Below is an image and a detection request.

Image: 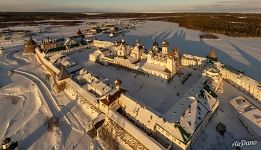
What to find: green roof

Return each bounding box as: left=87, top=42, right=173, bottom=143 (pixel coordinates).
left=47, top=46, right=66, bottom=53
left=204, top=84, right=218, bottom=98
left=174, top=124, right=191, bottom=143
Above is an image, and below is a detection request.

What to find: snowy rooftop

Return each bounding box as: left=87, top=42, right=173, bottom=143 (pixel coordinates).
left=142, top=62, right=169, bottom=75
left=49, top=54, right=76, bottom=68
left=163, top=77, right=216, bottom=135
left=74, top=69, right=112, bottom=97
left=229, top=96, right=261, bottom=137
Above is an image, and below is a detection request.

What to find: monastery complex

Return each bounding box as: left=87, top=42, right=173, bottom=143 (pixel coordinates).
left=22, top=30, right=261, bottom=150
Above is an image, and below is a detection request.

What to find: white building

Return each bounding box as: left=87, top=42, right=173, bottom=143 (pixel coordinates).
left=0, top=47, right=4, bottom=55
left=40, top=37, right=65, bottom=51
left=129, top=38, right=144, bottom=61
left=229, top=96, right=261, bottom=140
left=145, top=41, right=179, bottom=80
left=181, top=54, right=207, bottom=69
left=218, top=63, right=261, bottom=102
left=64, top=36, right=84, bottom=49
left=91, top=40, right=114, bottom=48
left=89, top=39, right=179, bottom=81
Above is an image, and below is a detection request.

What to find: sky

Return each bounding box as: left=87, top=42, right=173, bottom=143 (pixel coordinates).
left=0, top=0, right=261, bottom=13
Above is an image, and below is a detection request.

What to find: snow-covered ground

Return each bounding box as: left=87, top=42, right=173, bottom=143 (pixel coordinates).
left=0, top=46, right=102, bottom=149
left=193, top=81, right=261, bottom=150
left=1, top=19, right=261, bottom=150
left=0, top=71, right=56, bottom=150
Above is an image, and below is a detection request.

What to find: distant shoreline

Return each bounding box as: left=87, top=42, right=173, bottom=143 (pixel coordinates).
left=0, top=12, right=261, bottom=37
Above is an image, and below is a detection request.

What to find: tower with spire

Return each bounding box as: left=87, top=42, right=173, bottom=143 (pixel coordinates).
left=206, top=48, right=218, bottom=61
left=117, top=37, right=128, bottom=57
left=23, top=34, right=37, bottom=54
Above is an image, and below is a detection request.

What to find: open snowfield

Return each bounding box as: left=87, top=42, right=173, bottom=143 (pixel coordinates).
left=0, top=71, right=56, bottom=150
left=0, top=46, right=102, bottom=149
left=193, top=81, right=261, bottom=150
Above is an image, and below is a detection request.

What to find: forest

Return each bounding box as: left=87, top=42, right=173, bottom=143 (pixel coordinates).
left=150, top=14, right=261, bottom=37
left=1, top=12, right=261, bottom=37
left=89, top=13, right=261, bottom=37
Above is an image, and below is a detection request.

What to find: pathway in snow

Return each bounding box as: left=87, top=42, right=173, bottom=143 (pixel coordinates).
left=2, top=46, right=97, bottom=149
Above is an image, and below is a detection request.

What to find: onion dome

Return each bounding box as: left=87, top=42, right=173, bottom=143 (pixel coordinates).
left=136, top=37, right=141, bottom=43
left=2, top=137, right=11, bottom=145
left=162, top=40, right=169, bottom=47
left=120, top=37, right=126, bottom=45
left=153, top=40, right=158, bottom=47
left=207, top=48, right=218, bottom=61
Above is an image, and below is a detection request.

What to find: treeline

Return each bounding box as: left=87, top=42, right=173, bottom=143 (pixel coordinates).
left=150, top=14, right=261, bottom=37
left=1, top=12, right=261, bottom=37
left=90, top=13, right=261, bottom=37
left=0, top=12, right=87, bottom=22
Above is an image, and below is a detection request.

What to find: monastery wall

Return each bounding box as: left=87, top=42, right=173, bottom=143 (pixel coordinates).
left=35, top=48, right=60, bottom=75
left=45, top=45, right=87, bottom=57
left=108, top=110, right=166, bottom=150
left=216, top=63, right=261, bottom=102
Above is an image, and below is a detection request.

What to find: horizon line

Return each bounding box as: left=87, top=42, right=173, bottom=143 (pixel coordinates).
left=0, top=11, right=261, bottom=14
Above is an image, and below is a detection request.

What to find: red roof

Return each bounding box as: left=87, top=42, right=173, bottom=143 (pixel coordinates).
left=100, top=88, right=126, bottom=106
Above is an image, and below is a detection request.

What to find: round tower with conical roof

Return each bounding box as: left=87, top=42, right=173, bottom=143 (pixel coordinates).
left=76, top=29, right=84, bottom=38
left=24, top=35, right=37, bottom=54
left=207, top=48, right=218, bottom=61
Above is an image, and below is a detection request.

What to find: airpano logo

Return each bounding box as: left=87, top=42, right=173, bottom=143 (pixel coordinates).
left=232, top=140, right=257, bottom=148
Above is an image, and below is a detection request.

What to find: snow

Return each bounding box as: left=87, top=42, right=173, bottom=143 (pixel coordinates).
left=0, top=73, right=56, bottom=150
left=95, top=21, right=261, bottom=82
left=0, top=45, right=103, bottom=150
left=69, top=49, right=203, bottom=114
left=192, top=81, right=261, bottom=150
left=2, top=19, right=260, bottom=81
left=1, top=18, right=260, bottom=150
left=229, top=96, right=261, bottom=138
